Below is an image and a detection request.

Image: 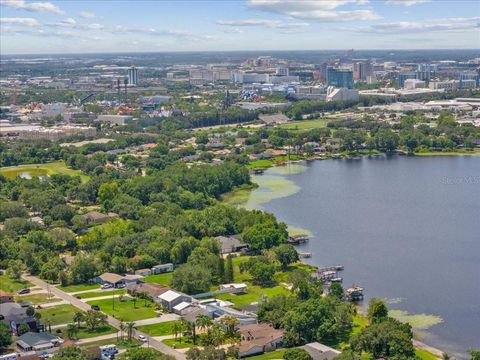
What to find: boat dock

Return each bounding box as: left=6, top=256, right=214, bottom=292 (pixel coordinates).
left=345, top=286, right=364, bottom=301
left=317, top=265, right=344, bottom=273
left=287, top=234, right=309, bottom=245
left=298, top=252, right=312, bottom=258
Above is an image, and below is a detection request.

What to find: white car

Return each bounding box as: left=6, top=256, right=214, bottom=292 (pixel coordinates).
left=138, top=335, right=148, bottom=342
left=101, top=284, right=112, bottom=289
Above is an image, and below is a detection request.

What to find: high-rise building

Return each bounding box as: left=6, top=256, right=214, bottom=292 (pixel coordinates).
left=353, top=61, right=373, bottom=81
left=397, top=73, right=416, bottom=88
left=326, top=68, right=353, bottom=89
left=459, top=73, right=480, bottom=88
left=128, top=66, right=138, bottom=86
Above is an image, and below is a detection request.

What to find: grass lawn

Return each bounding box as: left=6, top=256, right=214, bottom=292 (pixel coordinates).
left=143, top=272, right=173, bottom=286
left=415, top=349, right=440, bottom=360
left=16, top=293, right=60, bottom=304
left=247, top=349, right=286, bottom=360
left=247, top=155, right=305, bottom=170
left=58, top=283, right=100, bottom=293
left=39, top=304, right=79, bottom=326
left=137, top=321, right=176, bottom=337
left=415, top=149, right=480, bottom=156
left=56, top=324, right=117, bottom=340
left=76, top=289, right=126, bottom=299
left=162, top=337, right=195, bottom=349
left=79, top=338, right=142, bottom=350
left=0, top=161, right=89, bottom=182
left=87, top=297, right=158, bottom=322
left=0, top=275, right=32, bottom=293
left=279, top=119, right=327, bottom=130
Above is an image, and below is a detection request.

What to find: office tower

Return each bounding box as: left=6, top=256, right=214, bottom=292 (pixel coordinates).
left=398, top=73, right=416, bottom=88
left=353, top=61, right=373, bottom=81
left=326, top=67, right=354, bottom=89
left=128, top=66, right=138, bottom=86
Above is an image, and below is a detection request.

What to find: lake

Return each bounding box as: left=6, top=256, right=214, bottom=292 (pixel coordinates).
left=232, top=155, right=480, bottom=358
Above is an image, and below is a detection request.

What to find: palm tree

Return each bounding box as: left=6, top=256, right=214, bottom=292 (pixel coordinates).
left=219, top=315, right=239, bottom=338
left=171, top=321, right=182, bottom=341
left=126, top=322, right=135, bottom=341
left=73, top=311, right=84, bottom=329
left=119, top=321, right=126, bottom=341
left=66, top=323, right=78, bottom=339
left=196, top=315, right=213, bottom=333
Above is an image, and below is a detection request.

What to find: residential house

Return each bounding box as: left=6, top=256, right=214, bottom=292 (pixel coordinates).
left=0, top=291, right=14, bottom=304
left=302, top=342, right=341, bottom=360
left=134, top=268, right=152, bottom=277
left=238, top=323, right=284, bottom=358
left=92, top=273, right=143, bottom=288
left=82, top=211, right=119, bottom=225
left=172, top=301, right=195, bottom=316
left=219, top=283, right=248, bottom=294
left=151, top=263, right=174, bottom=274
left=0, top=302, right=37, bottom=334
left=157, top=290, right=192, bottom=312
left=126, top=283, right=171, bottom=300
left=215, top=235, right=249, bottom=255
left=16, top=332, right=62, bottom=353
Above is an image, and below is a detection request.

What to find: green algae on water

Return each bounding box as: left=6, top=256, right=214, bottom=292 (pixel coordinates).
left=389, top=310, right=444, bottom=330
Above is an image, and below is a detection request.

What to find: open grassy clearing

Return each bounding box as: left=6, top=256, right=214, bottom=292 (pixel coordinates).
left=162, top=337, right=194, bottom=349
left=0, top=161, right=89, bottom=182
left=75, top=289, right=126, bottom=299
left=143, top=272, right=173, bottom=286
left=57, top=283, right=100, bottom=293
left=136, top=321, right=176, bottom=337
left=86, top=297, right=158, bottom=322
left=0, top=275, right=32, bottom=293
left=16, top=293, right=60, bottom=304
left=278, top=119, right=327, bottom=130
left=56, top=324, right=117, bottom=340
left=246, top=350, right=286, bottom=360
left=39, top=304, right=79, bottom=326
left=415, top=148, right=480, bottom=156
left=247, top=155, right=305, bottom=170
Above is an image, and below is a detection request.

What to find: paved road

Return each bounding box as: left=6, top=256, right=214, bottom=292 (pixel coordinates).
left=22, top=275, right=186, bottom=360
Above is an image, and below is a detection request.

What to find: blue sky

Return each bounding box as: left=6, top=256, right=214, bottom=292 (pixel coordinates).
left=1, top=0, right=479, bottom=54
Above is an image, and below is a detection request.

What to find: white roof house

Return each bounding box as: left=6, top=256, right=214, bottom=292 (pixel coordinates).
left=173, top=301, right=192, bottom=313
left=158, top=290, right=182, bottom=302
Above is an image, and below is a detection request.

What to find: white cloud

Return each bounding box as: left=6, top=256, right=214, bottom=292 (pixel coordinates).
left=1, top=0, right=64, bottom=14
left=385, top=0, right=431, bottom=6
left=80, top=23, right=104, bottom=30
left=0, top=17, right=39, bottom=26
left=79, top=11, right=96, bottom=19
left=247, top=0, right=379, bottom=21
left=349, top=17, right=480, bottom=33
left=216, top=19, right=309, bottom=29
left=111, top=25, right=212, bottom=41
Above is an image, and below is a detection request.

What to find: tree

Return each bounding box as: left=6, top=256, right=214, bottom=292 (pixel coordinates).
left=274, top=244, right=299, bottom=270
left=329, top=282, right=344, bottom=301
left=6, top=259, right=25, bottom=280
left=66, top=323, right=79, bottom=339
left=26, top=306, right=35, bottom=317
left=470, top=350, right=480, bottom=360
left=17, top=323, right=30, bottom=336
left=84, top=310, right=107, bottom=331
left=284, top=348, right=312, bottom=360
left=367, top=298, right=388, bottom=324
left=224, top=255, right=234, bottom=283
left=172, top=264, right=212, bottom=294
left=249, top=262, right=276, bottom=286
left=196, top=315, right=213, bottom=333
left=51, top=346, right=94, bottom=360
left=119, top=348, right=175, bottom=360
left=73, top=311, right=84, bottom=328
left=186, top=346, right=227, bottom=360
left=241, top=222, right=287, bottom=252
left=172, top=320, right=182, bottom=341
left=0, top=323, right=12, bottom=349
left=126, top=321, right=135, bottom=341
left=218, top=315, right=239, bottom=338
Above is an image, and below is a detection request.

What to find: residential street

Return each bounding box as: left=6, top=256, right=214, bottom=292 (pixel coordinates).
left=22, top=274, right=187, bottom=360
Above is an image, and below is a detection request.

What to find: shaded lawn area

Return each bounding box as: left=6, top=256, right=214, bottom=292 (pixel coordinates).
left=137, top=321, right=176, bottom=337
left=247, top=349, right=286, bottom=360
left=57, top=283, right=100, bottom=293
left=39, top=304, right=79, bottom=326
left=86, top=297, right=158, bottom=322
left=0, top=275, right=32, bottom=293
left=79, top=338, right=142, bottom=350
left=16, top=293, right=60, bottom=304
left=57, top=325, right=117, bottom=340
left=143, top=272, right=173, bottom=286
left=278, top=119, right=327, bottom=130
left=0, top=161, right=89, bottom=183
left=76, top=289, right=126, bottom=299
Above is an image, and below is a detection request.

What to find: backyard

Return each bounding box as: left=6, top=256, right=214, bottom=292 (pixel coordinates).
left=39, top=304, right=79, bottom=326
left=143, top=272, right=173, bottom=286
left=136, top=321, right=176, bottom=337
left=56, top=324, right=117, bottom=340
left=86, top=297, right=158, bottom=322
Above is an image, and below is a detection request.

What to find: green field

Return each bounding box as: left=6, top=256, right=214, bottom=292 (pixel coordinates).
left=0, top=161, right=89, bottom=182
left=0, top=275, right=32, bottom=293
left=278, top=119, right=327, bottom=130
left=58, top=283, right=100, bottom=293
left=87, top=297, right=158, bottom=321
left=16, top=293, right=60, bottom=304
left=143, top=272, right=173, bottom=286
left=76, top=289, right=126, bottom=299
left=137, top=321, right=176, bottom=337
left=247, top=155, right=305, bottom=170
left=415, top=349, right=440, bottom=360
left=39, top=304, right=79, bottom=325
left=246, top=350, right=286, bottom=360
left=57, top=324, right=117, bottom=340
left=415, top=149, right=480, bottom=156
left=162, top=337, right=194, bottom=349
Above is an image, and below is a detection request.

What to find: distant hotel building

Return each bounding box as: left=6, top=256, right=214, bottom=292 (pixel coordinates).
left=128, top=66, right=138, bottom=86
left=326, top=68, right=353, bottom=89
left=353, top=60, right=373, bottom=81
left=397, top=73, right=416, bottom=88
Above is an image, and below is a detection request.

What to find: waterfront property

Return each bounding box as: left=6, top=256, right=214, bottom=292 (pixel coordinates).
left=238, top=323, right=284, bottom=358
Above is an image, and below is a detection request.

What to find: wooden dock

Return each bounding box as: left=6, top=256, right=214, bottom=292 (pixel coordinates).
left=287, top=234, right=309, bottom=245
left=345, top=286, right=364, bottom=301
left=317, top=265, right=344, bottom=273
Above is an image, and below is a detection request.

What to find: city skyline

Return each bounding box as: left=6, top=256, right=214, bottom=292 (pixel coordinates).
left=0, top=0, right=479, bottom=55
